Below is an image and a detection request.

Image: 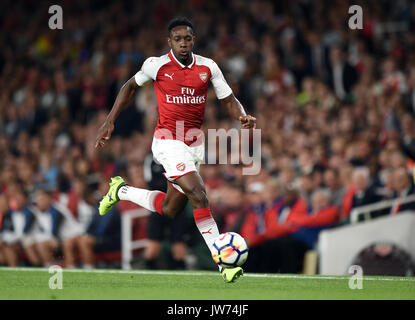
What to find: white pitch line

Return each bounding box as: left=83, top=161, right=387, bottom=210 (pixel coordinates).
left=0, top=267, right=414, bottom=282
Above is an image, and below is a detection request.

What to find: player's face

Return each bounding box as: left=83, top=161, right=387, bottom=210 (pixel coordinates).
left=168, top=26, right=195, bottom=64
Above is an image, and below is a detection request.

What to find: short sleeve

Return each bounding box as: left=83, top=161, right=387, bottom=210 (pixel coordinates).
left=134, top=57, right=156, bottom=86
left=210, top=60, right=233, bottom=100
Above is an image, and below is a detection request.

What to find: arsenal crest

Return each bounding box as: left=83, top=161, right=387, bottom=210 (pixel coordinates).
left=199, top=72, right=208, bottom=83
left=176, top=162, right=186, bottom=171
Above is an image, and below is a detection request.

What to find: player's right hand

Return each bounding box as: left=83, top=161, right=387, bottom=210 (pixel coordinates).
left=95, top=121, right=114, bottom=148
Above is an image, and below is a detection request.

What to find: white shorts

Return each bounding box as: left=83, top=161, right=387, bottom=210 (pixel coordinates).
left=151, top=137, right=205, bottom=193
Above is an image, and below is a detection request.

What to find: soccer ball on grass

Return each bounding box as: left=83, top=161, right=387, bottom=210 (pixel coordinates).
left=212, top=232, right=248, bottom=268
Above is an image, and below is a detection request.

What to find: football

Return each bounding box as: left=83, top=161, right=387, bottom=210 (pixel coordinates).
left=212, top=232, right=249, bottom=268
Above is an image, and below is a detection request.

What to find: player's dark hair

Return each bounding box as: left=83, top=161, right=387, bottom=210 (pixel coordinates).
left=168, top=17, right=194, bottom=36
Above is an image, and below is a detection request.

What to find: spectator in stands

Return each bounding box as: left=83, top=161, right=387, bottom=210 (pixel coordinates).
left=389, top=167, right=415, bottom=214
left=38, top=152, right=59, bottom=190
left=298, top=173, right=314, bottom=207
left=349, top=140, right=373, bottom=167
left=289, top=188, right=339, bottom=249
left=327, top=46, right=359, bottom=101
left=260, top=188, right=308, bottom=273
left=32, top=189, right=83, bottom=267
left=399, top=113, right=415, bottom=160
left=377, top=168, right=396, bottom=201
left=265, top=188, right=305, bottom=241
left=71, top=179, right=96, bottom=234
left=16, top=159, right=38, bottom=201
left=303, top=30, right=328, bottom=81
left=323, top=168, right=346, bottom=207
left=0, top=195, right=10, bottom=265
left=239, top=182, right=268, bottom=248
left=54, top=173, right=80, bottom=219
left=278, top=167, right=296, bottom=188
left=341, top=167, right=383, bottom=223
left=262, top=177, right=282, bottom=211
left=52, top=175, right=97, bottom=268
left=381, top=57, right=407, bottom=94
left=390, top=151, right=407, bottom=170
left=0, top=189, right=42, bottom=266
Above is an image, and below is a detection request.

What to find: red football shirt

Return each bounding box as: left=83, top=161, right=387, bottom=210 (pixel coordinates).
left=134, top=50, right=233, bottom=145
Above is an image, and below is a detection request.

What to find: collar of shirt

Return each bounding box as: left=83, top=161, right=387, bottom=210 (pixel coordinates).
left=168, top=50, right=195, bottom=69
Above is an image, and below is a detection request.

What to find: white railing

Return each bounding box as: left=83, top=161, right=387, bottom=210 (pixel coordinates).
left=121, top=208, right=150, bottom=269
left=350, top=194, right=415, bottom=224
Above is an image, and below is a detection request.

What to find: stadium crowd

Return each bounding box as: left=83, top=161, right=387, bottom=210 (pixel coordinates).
left=1, top=0, right=415, bottom=272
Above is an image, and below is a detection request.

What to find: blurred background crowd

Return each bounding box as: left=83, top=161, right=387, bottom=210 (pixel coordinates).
left=1, top=0, right=415, bottom=273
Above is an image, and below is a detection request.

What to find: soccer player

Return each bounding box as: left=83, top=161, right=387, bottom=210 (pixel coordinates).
left=95, top=17, right=256, bottom=282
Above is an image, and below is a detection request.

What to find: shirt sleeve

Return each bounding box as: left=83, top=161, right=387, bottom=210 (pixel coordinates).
left=134, top=57, right=156, bottom=86
left=210, top=60, right=233, bottom=100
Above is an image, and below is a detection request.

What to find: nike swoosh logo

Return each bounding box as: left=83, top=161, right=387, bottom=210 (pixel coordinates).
left=108, top=193, right=113, bottom=202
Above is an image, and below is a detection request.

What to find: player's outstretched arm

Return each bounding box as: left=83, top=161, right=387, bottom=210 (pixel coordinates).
left=95, top=77, right=139, bottom=148
left=219, top=94, right=256, bottom=129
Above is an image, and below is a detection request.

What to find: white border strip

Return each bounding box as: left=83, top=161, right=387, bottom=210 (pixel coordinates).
left=1, top=267, right=414, bottom=282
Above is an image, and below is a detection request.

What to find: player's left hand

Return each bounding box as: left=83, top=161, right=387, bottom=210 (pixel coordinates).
left=239, top=115, right=256, bottom=129
left=95, top=120, right=115, bottom=148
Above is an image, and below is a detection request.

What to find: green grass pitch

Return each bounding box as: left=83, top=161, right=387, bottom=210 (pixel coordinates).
left=0, top=267, right=414, bottom=300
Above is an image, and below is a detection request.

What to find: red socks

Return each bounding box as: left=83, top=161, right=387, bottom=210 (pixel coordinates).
left=153, top=192, right=166, bottom=215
